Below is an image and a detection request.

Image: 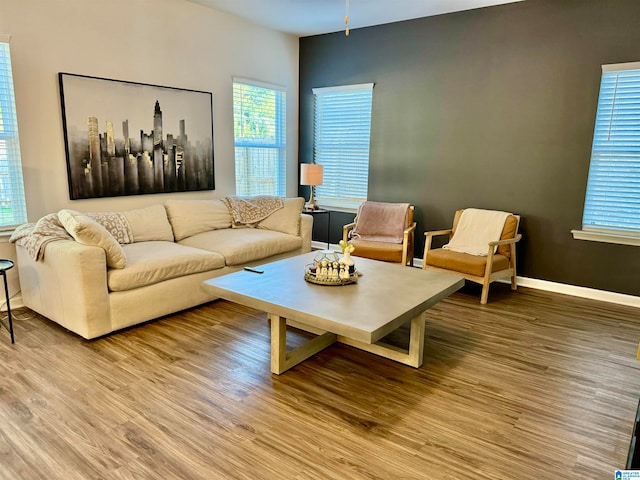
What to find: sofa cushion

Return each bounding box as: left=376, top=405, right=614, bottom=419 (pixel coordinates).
left=122, top=204, right=175, bottom=243
left=258, top=197, right=305, bottom=236
left=58, top=209, right=127, bottom=269
left=178, top=228, right=302, bottom=266
left=107, top=241, right=225, bottom=292
left=165, top=199, right=232, bottom=241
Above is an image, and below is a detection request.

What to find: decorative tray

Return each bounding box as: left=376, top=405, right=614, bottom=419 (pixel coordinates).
left=304, top=264, right=358, bottom=286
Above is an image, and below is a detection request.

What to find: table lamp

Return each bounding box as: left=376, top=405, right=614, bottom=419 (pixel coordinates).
left=300, top=163, right=323, bottom=211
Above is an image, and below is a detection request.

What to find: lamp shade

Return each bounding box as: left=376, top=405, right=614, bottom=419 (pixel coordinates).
left=300, top=163, right=324, bottom=186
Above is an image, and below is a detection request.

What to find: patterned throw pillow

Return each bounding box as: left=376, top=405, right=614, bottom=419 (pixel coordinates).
left=86, top=211, right=133, bottom=244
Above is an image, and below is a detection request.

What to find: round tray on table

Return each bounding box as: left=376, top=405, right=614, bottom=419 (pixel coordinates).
left=304, top=265, right=358, bottom=286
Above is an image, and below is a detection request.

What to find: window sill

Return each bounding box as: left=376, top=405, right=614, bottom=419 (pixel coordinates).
left=0, top=231, right=15, bottom=243
left=571, top=229, right=640, bottom=247
left=319, top=205, right=358, bottom=214
left=315, top=200, right=360, bottom=214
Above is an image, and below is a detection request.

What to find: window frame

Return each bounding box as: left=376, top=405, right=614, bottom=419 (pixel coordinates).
left=232, top=77, right=286, bottom=197
left=0, top=34, right=27, bottom=231
left=312, top=83, right=374, bottom=211
left=572, top=61, right=640, bottom=246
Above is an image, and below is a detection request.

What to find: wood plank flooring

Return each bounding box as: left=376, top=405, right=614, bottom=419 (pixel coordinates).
left=0, top=282, right=639, bottom=479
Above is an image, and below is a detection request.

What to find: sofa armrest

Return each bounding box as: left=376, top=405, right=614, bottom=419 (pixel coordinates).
left=300, top=214, right=313, bottom=253
left=16, top=240, right=112, bottom=339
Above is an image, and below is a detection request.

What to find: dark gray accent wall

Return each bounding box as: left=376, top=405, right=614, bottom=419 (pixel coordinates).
left=299, top=0, right=640, bottom=296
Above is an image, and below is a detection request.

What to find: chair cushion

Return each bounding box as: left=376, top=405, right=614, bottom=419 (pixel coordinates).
left=178, top=228, right=302, bottom=266
left=497, top=216, right=518, bottom=258
left=108, top=241, right=225, bottom=292
left=426, top=248, right=510, bottom=277
left=349, top=239, right=404, bottom=263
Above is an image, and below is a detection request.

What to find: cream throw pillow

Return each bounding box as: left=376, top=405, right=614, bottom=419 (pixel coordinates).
left=258, top=197, right=304, bottom=236
left=58, top=209, right=127, bottom=269
left=122, top=204, right=174, bottom=242
left=164, top=199, right=232, bottom=241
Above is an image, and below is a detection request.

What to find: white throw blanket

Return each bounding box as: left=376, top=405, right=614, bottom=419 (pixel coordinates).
left=443, top=208, right=511, bottom=256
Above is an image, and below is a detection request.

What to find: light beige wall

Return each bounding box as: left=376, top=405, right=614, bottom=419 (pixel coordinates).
left=0, top=0, right=299, bottom=307
left=0, top=237, right=18, bottom=311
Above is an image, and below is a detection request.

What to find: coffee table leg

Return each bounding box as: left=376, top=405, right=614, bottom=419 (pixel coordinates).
left=270, top=313, right=337, bottom=374
left=407, top=312, right=426, bottom=367
left=338, top=312, right=426, bottom=368
left=270, top=314, right=287, bottom=374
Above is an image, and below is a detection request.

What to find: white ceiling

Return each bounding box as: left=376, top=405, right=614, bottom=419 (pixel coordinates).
left=184, top=0, right=525, bottom=37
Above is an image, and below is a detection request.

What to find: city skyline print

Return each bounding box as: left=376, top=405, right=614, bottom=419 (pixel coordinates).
left=59, top=73, right=214, bottom=199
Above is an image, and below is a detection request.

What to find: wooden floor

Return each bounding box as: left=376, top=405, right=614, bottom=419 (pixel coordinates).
left=1, top=283, right=639, bottom=479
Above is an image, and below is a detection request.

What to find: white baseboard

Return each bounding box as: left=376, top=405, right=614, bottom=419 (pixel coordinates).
left=314, top=245, right=640, bottom=309
left=508, top=276, right=640, bottom=308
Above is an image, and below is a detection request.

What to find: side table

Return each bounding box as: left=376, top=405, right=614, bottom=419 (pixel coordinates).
left=304, top=208, right=330, bottom=249
left=0, top=259, right=15, bottom=344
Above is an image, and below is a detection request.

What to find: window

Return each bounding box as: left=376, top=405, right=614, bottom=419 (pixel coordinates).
left=232, top=78, right=286, bottom=197
left=573, top=62, right=640, bottom=246
left=0, top=35, right=27, bottom=230
left=312, top=83, right=373, bottom=210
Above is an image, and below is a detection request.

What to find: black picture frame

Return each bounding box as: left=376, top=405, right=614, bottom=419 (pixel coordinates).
left=58, top=72, right=214, bottom=199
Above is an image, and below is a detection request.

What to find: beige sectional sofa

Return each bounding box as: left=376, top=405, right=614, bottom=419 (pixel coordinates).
left=15, top=197, right=312, bottom=339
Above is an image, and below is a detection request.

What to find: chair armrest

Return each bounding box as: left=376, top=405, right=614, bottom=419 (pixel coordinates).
left=401, top=222, right=417, bottom=266
left=404, top=222, right=417, bottom=235
left=422, top=229, right=453, bottom=266
left=424, top=229, right=453, bottom=239
left=343, top=222, right=356, bottom=242
left=488, top=233, right=522, bottom=247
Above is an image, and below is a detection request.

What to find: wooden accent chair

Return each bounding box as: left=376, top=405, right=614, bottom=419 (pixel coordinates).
left=422, top=209, right=522, bottom=304
left=343, top=203, right=416, bottom=266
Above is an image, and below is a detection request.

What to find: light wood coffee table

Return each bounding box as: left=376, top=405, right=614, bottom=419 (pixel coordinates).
left=202, top=252, right=464, bottom=374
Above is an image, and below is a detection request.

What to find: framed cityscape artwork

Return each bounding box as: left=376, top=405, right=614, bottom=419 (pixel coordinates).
left=58, top=73, right=214, bottom=199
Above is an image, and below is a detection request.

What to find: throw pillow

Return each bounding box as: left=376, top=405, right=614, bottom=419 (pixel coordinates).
left=258, top=197, right=305, bottom=236
left=86, top=211, right=133, bottom=244
left=58, top=209, right=127, bottom=269
left=164, top=199, right=232, bottom=241
left=122, top=204, right=175, bottom=242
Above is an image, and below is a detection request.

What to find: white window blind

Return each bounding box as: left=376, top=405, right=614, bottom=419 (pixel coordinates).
left=313, top=83, right=373, bottom=210
left=582, top=62, right=640, bottom=236
left=0, top=35, right=27, bottom=230
left=232, top=78, right=286, bottom=197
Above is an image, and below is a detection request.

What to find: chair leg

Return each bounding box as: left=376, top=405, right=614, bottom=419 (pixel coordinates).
left=481, top=250, right=494, bottom=305
left=510, top=253, right=518, bottom=291
left=480, top=281, right=490, bottom=305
